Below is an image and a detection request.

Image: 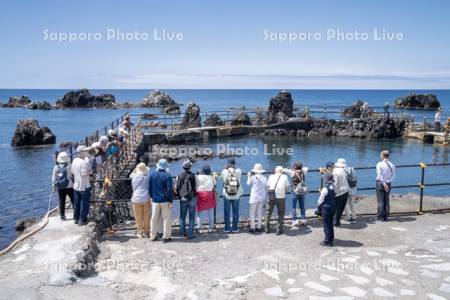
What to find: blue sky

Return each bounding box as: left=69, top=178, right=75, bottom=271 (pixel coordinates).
left=1, top=0, right=450, bottom=89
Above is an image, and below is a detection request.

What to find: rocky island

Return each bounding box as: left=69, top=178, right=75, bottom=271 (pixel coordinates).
left=395, top=93, right=441, bottom=109
left=11, top=119, right=56, bottom=147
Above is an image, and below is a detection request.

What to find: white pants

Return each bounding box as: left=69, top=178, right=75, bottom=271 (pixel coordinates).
left=249, top=202, right=264, bottom=229
left=151, top=202, right=172, bottom=239
left=344, top=193, right=356, bottom=220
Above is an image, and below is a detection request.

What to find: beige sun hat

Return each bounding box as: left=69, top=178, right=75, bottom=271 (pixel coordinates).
left=275, top=165, right=284, bottom=173
left=335, top=158, right=347, bottom=168
left=57, top=151, right=70, bottom=164
left=135, top=162, right=149, bottom=175
left=251, top=163, right=265, bottom=174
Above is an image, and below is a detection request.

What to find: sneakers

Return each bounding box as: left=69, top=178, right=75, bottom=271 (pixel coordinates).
left=249, top=228, right=256, bottom=234
left=207, top=228, right=213, bottom=233
left=136, top=232, right=143, bottom=238
left=60, top=216, right=66, bottom=220
left=223, top=229, right=231, bottom=233
left=232, top=229, right=240, bottom=233
left=292, top=220, right=300, bottom=226
left=162, top=238, right=172, bottom=243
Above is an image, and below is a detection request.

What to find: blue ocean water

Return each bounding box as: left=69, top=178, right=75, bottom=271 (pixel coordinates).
left=0, top=89, right=449, bottom=249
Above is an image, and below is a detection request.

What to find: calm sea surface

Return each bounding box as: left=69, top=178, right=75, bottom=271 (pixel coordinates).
left=1, top=89, right=449, bottom=249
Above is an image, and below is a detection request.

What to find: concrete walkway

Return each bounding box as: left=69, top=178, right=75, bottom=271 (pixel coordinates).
left=3, top=210, right=450, bottom=299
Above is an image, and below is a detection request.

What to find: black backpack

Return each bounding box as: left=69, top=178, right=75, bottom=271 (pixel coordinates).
left=56, top=164, right=69, bottom=189
left=345, top=167, right=357, bottom=188
left=176, top=171, right=196, bottom=200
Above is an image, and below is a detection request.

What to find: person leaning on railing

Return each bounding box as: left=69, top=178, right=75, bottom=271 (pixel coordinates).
left=148, top=159, right=173, bottom=243
left=130, top=163, right=151, bottom=238
left=284, top=162, right=309, bottom=226
left=266, top=166, right=289, bottom=235
left=246, top=163, right=268, bottom=233
left=376, top=150, right=396, bottom=222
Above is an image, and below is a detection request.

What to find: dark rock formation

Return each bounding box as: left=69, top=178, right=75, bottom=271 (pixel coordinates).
left=162, top=104, right=181, bottom=115
left=7, top=96, right=32, bottom=107
left=342, top=100, right=374, bottom=118
left=11, top=119, right=56, bottom=147
left=267, top=91, right=294, bottom=124
left=142, top=90, right=179, bottom=107
left=179, top=102, right=201, bottom=129
left=59, top=141, right=74, bottom=149
left=15, top=217, right=38, bottom=232
left=140, top=113, right=158, bottom=120
left=230, top=112, right=251, bottom=126
left=265, top=117, right=406, bottom=139
left=395, top=93, right=441, bottom=109
left=27, top=101, right=53, bottom=110
left=204, top=113, right=224, bottom=126
left=56, top=89, right=117, bottom=108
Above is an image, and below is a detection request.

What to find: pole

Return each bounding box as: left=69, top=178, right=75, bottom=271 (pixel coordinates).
left=418, top=163, right=426, bottom=215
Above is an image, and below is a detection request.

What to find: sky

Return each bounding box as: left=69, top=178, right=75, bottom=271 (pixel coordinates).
left=1, top=0, right=450, bottom=89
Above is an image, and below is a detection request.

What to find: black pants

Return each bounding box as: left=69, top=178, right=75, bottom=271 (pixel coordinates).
left=435, top=122, right=441, bottom=132
left=376, top=182, right=391, bottom=220
left=58, top=188, right=74, bottom=217
left=334, top=192, right=348, bottom=225
left=265, top=198, right=285, bottom=231
left=322, top=205, right=335, bottom=244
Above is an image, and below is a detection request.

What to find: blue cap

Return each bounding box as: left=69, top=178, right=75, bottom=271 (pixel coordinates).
left=200, top=164, right=211, bottom=175
left=326, top=161, right=335, bottom=169
left=156, top=159, right=169, bottom=170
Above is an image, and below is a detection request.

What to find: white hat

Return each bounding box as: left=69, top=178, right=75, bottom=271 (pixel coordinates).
left=251, top=163, right=265, bottom=174
left=275, top=165, right=284, bottom=173
left=335, top=158, right=347, bottom=168
left=99, top=135, right=109, bottom=146
left=86, top=146, right=99, bottom=156
left=135, top=163, right=149, bottom=175
left=57, top=151, right=70, bottom=164
left=76, top=145, right=87, bottom=153
left=107, top=129, right=117, bottom=137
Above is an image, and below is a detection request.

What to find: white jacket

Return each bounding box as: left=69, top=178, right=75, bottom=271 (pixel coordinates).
left=332, top=167, right=350, bottom=197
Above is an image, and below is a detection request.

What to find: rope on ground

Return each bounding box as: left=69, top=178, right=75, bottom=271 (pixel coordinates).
left=0, top=189, right=58, bottom=257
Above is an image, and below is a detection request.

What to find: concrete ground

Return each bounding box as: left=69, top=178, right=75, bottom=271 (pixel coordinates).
left=3, top=209, right=450, bottom=299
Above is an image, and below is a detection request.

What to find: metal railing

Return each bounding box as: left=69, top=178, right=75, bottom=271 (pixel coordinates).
left=90, top=162, right=450, bottom=230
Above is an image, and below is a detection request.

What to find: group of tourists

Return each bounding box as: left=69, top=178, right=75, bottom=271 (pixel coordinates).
left=126, top=150, right=395, bottom=246
left=51, top=115, right=133, bottom=224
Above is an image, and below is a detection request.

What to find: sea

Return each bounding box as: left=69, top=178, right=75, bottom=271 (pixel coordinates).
left=1, top=89, right=449, bottom=249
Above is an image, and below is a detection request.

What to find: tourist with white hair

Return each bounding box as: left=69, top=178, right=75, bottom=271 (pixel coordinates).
left=247, top=163, right=268, bottom=233
left=332, top=158, right=350, bottom=226
left=265, top=166, right=289, bottom=235
left=130, top=163, right=151, bottom=238
left=71, top=146, right=93, bottom=226
left=52, top=151, right=74, bottom=220
left=376, top=150, right=396, bottom=221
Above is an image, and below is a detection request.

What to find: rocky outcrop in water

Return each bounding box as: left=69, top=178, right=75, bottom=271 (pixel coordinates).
left=142, top=90, right=178, bottom=107
left=6, top=96, right=32, bottom=107
left=11, top=119, right=56, bottom=147
left=56, top=89, right=117, bottom=108
left=204, top=113, right=224, bottom=126
left=15, top=217, right=38, bottom=232
left=395, top=93, right=440, bottom=109
left=230, top=112, right=251, bottom=126
left=267, top=91, right=294, bottom=124
left=265, top=117, right=406, bottom=139
left=27, top=101, right=53, bottom=110
left=342, top=100, right=374, bottom=118
left=163, top=104, right=181, bottom=115
left=179, top=102, right=201, bottom=129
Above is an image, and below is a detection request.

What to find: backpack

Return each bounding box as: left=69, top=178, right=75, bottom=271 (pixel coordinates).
left=293, top=171, right=308, bottom=196
left=345, top=167, right=357, bottom=188
left=225, top=168, right=240, bottom=196
left=177, top=172, right=196, bottom=200
left=56, top=164, right=69, bottom=189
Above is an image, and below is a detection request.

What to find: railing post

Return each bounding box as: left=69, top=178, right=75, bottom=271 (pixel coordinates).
left=54, top=150, right=59, bottom=165
left=418, top=163, right=426, bottom=215
left=324, top=104, right=327, bottom=119
left=69, top=146, right=73, bottom=162
left=423, top=117, right=426, bottom=131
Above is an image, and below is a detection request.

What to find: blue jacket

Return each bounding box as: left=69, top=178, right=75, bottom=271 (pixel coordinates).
left=148, top=169, right=173, bottom=203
